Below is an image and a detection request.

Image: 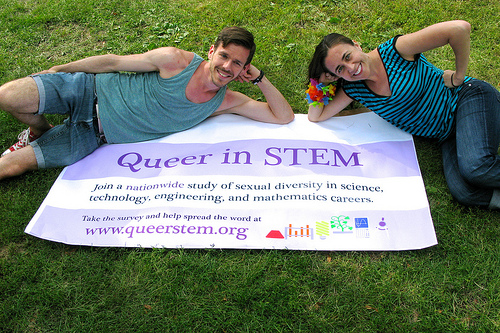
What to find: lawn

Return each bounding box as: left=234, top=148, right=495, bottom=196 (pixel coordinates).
left=1, top=0, right=500, bottom=331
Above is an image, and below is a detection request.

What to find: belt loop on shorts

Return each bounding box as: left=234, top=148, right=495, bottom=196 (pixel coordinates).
left=92, top=97, right=107, bottom=144
left=92, top=74, right=106, bottom=144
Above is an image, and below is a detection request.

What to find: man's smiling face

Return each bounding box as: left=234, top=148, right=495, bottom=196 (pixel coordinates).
left=208, top=43, right=250, bottom=87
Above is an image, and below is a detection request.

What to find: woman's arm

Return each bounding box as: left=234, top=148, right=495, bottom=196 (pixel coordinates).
left=307, top=86, right=353, bottom=122
left=396, top=20, right=471, bottom=87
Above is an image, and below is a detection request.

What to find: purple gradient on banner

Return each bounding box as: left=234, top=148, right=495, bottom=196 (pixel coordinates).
left=62, top=139, right=420, bottom=180
left=27, top=205, right=436, bottom=250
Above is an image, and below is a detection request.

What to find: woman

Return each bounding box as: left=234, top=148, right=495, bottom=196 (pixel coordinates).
left=307, top=20, right=500, bottom=209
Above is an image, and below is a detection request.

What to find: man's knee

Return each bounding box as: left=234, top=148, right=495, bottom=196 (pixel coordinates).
left=0, top=146, right=38, bottom=180
left=0, top=77, right=39, bottom=114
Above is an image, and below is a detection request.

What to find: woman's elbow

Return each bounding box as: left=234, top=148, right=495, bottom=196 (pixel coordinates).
left=454, top=20, right=471, bottom=34
left=308, top=114, right=322, bottom=123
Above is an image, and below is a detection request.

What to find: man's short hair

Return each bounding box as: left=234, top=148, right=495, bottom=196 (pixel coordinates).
left=214, top=27, right=256, bottom=65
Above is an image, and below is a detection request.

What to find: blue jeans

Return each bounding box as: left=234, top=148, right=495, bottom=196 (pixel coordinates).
left=441, top=79, right=500, bottom=208
left=29, top=73, right=103, bottom=169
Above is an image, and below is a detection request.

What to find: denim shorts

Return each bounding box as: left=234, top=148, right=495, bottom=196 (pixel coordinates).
left=29, top=72, right=103, bottom=169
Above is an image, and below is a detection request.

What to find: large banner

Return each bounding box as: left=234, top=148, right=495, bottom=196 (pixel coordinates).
left=25, top=113, right=436, bottom=250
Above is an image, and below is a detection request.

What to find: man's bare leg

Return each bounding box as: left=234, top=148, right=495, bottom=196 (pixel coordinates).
left=0, top=146, right=38, bottom=180
left=0, top=77, right=50, bottom=178
left=0, top=76, right=52, bottom=136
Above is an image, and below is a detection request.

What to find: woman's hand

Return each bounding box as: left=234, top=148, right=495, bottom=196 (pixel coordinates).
left=443, top=70, right=464, bottom=88
left=319, top=72, right=338, bottom=84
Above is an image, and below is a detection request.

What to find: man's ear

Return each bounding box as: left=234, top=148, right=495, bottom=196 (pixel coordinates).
left=353, top=40, right=362, bottom=50
left=208, top=45, right=215, bottom=60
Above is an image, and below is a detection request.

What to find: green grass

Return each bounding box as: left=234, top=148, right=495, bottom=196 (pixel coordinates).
left=1, top=0, right=500, bottom=331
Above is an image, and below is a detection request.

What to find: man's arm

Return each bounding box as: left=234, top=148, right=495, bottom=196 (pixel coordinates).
left=37, top=47, right=190, bottom=76
left=214, top=64, right=294, bottom=124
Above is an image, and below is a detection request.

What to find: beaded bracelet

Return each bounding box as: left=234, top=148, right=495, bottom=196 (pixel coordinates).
left=305, top=78, right=336, bottom=107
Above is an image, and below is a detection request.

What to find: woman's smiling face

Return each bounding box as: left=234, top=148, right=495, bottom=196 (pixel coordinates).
left=323, top=42, right=368, bottom=82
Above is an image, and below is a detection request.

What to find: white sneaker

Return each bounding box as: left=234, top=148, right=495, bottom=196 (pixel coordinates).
left=2, top=128, right=39, bottom=157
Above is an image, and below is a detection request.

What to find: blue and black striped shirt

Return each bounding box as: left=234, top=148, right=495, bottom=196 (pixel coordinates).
left=342, top=36, right=472, bottom=141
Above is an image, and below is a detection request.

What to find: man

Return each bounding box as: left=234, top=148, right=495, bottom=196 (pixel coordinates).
left=0, top=27, right=294, bottom=180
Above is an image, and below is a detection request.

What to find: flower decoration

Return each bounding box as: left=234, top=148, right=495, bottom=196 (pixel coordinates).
left=305, top=78, right=337, bottom=107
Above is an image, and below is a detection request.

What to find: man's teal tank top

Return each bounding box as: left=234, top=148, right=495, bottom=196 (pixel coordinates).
left=96, top=53, right=226, bottom=143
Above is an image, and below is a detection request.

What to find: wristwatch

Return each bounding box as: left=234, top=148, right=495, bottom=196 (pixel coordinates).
left=251, top=70, right=265, bottom=85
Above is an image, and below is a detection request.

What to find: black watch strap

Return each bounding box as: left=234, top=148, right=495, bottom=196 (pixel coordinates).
left=251, top=70, right=265, bottom=85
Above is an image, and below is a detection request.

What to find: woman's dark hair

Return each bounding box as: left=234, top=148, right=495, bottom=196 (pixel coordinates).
left=308, top=33, right=354, bottom=80
left=214, top=27, right=256, bottom=66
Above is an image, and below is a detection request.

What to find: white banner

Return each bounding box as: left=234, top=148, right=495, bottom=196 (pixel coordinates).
left=25, top=113, right=436, bottom=250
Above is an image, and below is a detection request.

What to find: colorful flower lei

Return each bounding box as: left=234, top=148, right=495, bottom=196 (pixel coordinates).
left=305, top=78, right=337, bottom=107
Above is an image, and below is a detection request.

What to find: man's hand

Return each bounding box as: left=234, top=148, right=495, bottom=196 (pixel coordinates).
left=32, top=67, right=58, bottom=75
left=236, top=64, right=260, bottom=83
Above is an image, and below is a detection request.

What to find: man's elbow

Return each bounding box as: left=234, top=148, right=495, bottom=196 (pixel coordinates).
left=276, top=111, right=294, bottom=124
